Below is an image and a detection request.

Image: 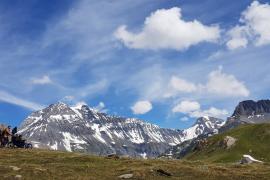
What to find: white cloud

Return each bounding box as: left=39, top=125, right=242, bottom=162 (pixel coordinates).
left=131, top=100, right=153, bottom=114
left=189, top=107, right=228, bottom=118
left=227, top=1, right=270, bottom=49
left=165, top=76, right=197, bottom=97
left=31, top=75, right=52, bottom=85
left=77, top=79, right=108, bottom=98
left=242, top=1, right=270, bottom=46
left=164, top=67, right=249, bottom=98
left=172, top=100, right=228, bottom=119
left=172, top=100, right=200, bottom=113
left=115, top=7, right=220, bottom=50
left=180, top=116, right=189, bottom=122
left=226, top=26, right=248, bottom=50
left=205, top=66, right=250, bottom=97
left=62, top=96, right=75, bottom=102
left=0, top=90, right=44, bottom=110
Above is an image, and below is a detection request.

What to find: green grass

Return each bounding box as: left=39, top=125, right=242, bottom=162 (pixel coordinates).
left=0, top=148, right=270, bottom=179
left=185, top=124, right=270, bottom=163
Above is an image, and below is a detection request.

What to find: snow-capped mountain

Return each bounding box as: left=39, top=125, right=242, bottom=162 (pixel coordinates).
left=161, top=99, right=270, bottom=159
left=160, top=116, right=225, bottom=159
left=182, top=116, right=225, bottom=141
left=18, top=102, right=224, bottom=158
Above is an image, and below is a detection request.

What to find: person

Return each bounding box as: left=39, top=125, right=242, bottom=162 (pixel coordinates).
left=12, top=127, right=17, bottom=135
left=14, top=135, right=26, bottom=148
left=0, top=124, right=8, bottom=147
left=2, top=126, right=12, bottom=147
left=0, top=125, right=3, bottom=147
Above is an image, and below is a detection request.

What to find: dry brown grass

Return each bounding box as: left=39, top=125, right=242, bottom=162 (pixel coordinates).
left=0, top=148, right=269, bottom=179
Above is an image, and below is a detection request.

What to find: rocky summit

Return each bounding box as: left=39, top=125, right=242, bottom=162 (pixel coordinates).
left=221, top=100, right=270, bottom=132
left=232, top=100, right=270, bottom=117
left=18, top=102, right=224, bottom=158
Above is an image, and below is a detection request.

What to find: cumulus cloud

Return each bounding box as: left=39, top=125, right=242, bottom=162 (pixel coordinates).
left=205, top=66, right=250, bottom=97
left=189, top=107, right=228, bottom=118
left=172, top=100, right=200, bottom=113
left=165, top=67, right=249, bottom=98
left=165, top=76, right=197, bottom=97
left=226, top=26, right=248, bottom=50
left=115, top=7, right=220, bottom=50
left=227, top=1, right=270, bottom=49
left=31, top=75, right=52, bottom=85
left=131, top=100, right=153, bottom=115
left=0, top=90, right=44, bottom=110
left=172, top=100, right=228, bottom=119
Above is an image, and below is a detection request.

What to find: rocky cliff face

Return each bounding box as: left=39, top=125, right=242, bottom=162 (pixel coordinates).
left=18, top=102, right=224, bottom=158
left=220, top=100, right=270, bottom=132
left=232, top=100, right=270, bottom=117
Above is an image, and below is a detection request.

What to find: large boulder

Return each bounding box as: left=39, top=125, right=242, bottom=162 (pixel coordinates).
left=222, top=136, right=237, bottom=149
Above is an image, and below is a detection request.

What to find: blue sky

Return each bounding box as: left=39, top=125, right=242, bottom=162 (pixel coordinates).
left=1, top=0, right=270, bottom=129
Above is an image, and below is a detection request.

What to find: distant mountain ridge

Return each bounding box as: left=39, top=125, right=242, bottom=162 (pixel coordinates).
left=232, top=100, right=270, bottom=117
left=221, top=99, right=270, bottom=132
left=18, top=102, right=224, bottom=158
left=162, top=99, right=270, bottom=159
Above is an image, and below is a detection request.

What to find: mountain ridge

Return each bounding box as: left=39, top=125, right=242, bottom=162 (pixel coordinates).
left=162, top=99, right=270, bottom=160
left=18, top=102, right=224, bottom=158
left=221, top=99, right=270, bottom=132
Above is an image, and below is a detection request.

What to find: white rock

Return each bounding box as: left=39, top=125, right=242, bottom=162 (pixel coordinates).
left=118, top=173, right=133, bottom=179
left=10, top=166, right=21, bottom=171
left=240, top=154, right=263, bottom=164
left=15, top=175, right=22, bottom=179
left=224, top=136, right=237, bottom=149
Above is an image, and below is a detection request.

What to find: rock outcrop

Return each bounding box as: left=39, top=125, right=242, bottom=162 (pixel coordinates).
left=240, top=155, right=263, bottom=164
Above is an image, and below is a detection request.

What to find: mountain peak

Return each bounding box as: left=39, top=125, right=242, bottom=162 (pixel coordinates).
left=181, top=116, right=224, bottom=142
left=18, top=102, right=188, bottom=158
left=196, top=116, right=210, bottom=123
left=71, top=102, right=88, bottom=110
left=49, top=101, right=69, bottom=109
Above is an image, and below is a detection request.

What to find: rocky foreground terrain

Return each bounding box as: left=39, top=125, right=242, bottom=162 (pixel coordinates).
left=0, top=148, right=269, bottom=180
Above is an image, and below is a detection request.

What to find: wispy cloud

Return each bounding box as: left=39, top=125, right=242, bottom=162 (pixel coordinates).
left=0, top=90, right=44, bottom=110
left=31, top=75, right=52, bottom=85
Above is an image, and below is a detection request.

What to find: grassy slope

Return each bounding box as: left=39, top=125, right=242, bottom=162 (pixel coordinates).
left=185, top=124, right=270, bottom=163
left=0, top=149, right=270, bottom=179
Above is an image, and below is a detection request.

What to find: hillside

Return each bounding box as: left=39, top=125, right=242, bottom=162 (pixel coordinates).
left=0, top=148, right=270, bottom=179
left=184, top=124, right=270, bottom=163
